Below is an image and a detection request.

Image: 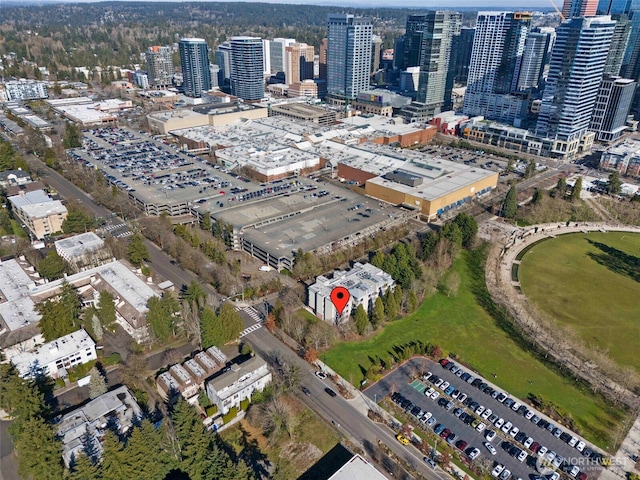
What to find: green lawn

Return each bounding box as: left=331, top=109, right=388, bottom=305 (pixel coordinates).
left=518, top=232, right=640, bottom=372
left=325, top=249, right=629, bottom=451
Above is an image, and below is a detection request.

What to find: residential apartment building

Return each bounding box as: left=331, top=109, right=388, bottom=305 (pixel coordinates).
left=230, top=36, right=265, bottom=102
left=516, top=28, right=555, bottom=91
left=205, top=354, right=272, bottom=415
left=54, top=232, right=111, bottom=272
left=308, top=262, right=395, bottom=323
left=449, top=27, right=475, bottom=84
left=145, top=46, right=174, bottom=88
left=57, top=386, right=143, bottom=467
left=600, top=138, right=640, bottom=175
left=326, top=14, right=373, bottom=101
left=10, top=329, right=97, bottom=379
left=535, top=16, right=616, bottom=158
left=562, top=0, right=599, bottom=17
left=8, top=189, right=68, bottom=240
left=463, top=12, right=532, bottom=126
left=2, top=80, right=48, bottom=101
left=179, top=38, right=212, bottom=98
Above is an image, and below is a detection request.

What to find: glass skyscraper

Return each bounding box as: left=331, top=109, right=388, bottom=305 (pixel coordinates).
left=326, top=14, right=373, bottom=101
left=230, top=36, right=265, bottom=102
left=179, top=38, right=212, bottom=98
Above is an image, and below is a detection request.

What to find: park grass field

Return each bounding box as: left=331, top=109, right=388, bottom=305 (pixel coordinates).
left=325, top=248, right=630, bottom=451
left=518, top=232, right=640, bottom=372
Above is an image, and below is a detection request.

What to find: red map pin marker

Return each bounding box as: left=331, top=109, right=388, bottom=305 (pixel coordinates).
left=330, top=286, right=350, bottom=315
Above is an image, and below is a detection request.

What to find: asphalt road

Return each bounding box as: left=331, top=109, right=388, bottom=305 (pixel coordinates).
left=32, top=159, right=216, bottom=296
left=365, top=358, right=603, bottom=480
left=243, top=323, right=452, bottom=480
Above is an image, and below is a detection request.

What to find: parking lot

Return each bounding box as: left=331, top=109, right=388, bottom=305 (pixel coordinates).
left=366, top=358, right=605, bottom=480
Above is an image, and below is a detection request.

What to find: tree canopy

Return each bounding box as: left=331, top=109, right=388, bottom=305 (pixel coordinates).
left=37, top=251, right=69, bottom=280
left=146, top=293, right=180, bottom=342
left=503, top=184, right=518, bottom=219
left=127, top=233, right=149, bottom=267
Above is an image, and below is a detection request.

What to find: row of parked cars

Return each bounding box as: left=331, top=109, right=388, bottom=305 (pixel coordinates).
left=434, top=360, right=597, bottom=480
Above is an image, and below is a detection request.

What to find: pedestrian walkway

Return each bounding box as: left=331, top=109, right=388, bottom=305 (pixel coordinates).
left=242, top=306, right=263, bottom=323
left=239, top=323, right=262, bottom=338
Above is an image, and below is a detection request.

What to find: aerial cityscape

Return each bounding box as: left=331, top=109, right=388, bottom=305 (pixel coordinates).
left=0, top=0, right=639, bottom=479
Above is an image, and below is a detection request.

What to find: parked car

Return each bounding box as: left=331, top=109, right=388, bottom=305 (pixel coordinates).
left=491, top=464, right=505, bottom=477
left=456, top=440, right=468, bottom=451
left=396, top=434, right=410, bottom=445
left=447, top=433, right=457, bottom=445
left=469, top=448, right=481, bottom=460
left=485, top=442, right=498, bottom=455
left=486, top=430, right=497, bottom=442
left=482, top=408, right=492, bottom=420
left=423, top=457, right=437, bottom=469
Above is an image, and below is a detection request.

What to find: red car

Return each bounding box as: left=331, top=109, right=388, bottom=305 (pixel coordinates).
left=456, top=440, right=468, bottom=451
left=440, top=359, right=450, bottom=368
left=530, top=442, right=541, bottom=453
left=440, top=428, right=451, bottom=439
left=577, top=473, right=587, bottom=480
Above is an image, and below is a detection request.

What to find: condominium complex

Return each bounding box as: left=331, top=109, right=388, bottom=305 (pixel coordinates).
left=463, top=12, right=532, bottom=125
left=563, top=0, right=599, bottom=17
left=145, top=45, right=174, bottom=88
left=8, top=189, right=68, bottom=240
left=535, top=16, right=616, bottom=157
left=230, top=36, right=265, bottom=102
left=326, top=14, right=373, bottom=101
left=179, top=38, right=212, bottom=98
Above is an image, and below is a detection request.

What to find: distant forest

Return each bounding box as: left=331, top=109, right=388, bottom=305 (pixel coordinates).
left=0, top=2, right=482, bottom=79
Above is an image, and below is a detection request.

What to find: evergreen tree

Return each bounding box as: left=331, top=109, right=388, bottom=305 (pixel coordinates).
left=556, top=176, right=567, bottom=196
left=532, top=188, right=544, bottom=205
left=200, top=212, right=212, bottom=232
left=452, top=213, right=478, bottom=248
left=100, top=431, right=127, bottom=480
left=371, top=296, right=385, bottom=328
left=172, top=398, right=212, bottom=480
left=121, top=420, right=172, bottom=480
left=216, top=302, right=244, bottom=343
left=97, top=290, right=117, bottom=332
left=88, top=367, right=107, bottom=399
left=184, top=280, right=207, bottom=310
left=384, top=288, right=398, bottom=320
left=200, top=306, right=218, bottom=349
left=37, top=283, right=81, bottom=342
left=393, top=285, right=403, bottom=312
left=63, top=122, right=83, bottom=149
left=571, top=176, right=583, bottom=202
left=12, top=416, right=63, bottom=480
left=37, top=251, right=68, bottom=280
left=524, top=159, right=536, bottom=178
left=354, top=304, right=368, bottom=335
left=370, top=250, right=385, bottom=269
left=70, top=454, right=101, bottom=480
left=503, top=184, right=517, bottom=219
left=407, top=290, right=418, bottom=313
left=62, top=208, right=95, bottom=233
left=441, top=222, right=463, bottom=249
left=146, top=293, right=180, bottom=342
left=420, top=232, right=439, bottom=260
left=127, top=233, right=149, bottom=267
left=608, top=171, right=622, bottom=195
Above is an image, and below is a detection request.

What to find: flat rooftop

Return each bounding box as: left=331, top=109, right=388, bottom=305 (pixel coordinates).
left=55, top=232, right=105, bottom=258
left=53, top=103, right=117, bottom=124
left=0, top=259, right=40, bottom=331
left=8, top=189, right=52, bottom=208
left=21, top=200, right=67, bottom=219
left=11, top=329, right=95, bottom=377
left=328, top=454, right=388, bottom=480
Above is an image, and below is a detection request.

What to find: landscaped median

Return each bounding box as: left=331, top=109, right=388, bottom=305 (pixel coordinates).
left=324, top=247, right=631, bottom=452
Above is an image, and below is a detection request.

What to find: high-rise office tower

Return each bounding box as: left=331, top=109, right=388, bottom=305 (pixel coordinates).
left=516, top=27, right=555, bottom=91
left=214, top=42, right=232, bottom=88
left=590, top=75, right=637, bottom=141
left=263, top=40, right=271, bottom=75
left=269, top=38, right=296, bottom=74
left=463, top=12, right=531, bottom=124
left=535, top=16, right=616, bottom=150
left=621, top=9, right=640, bottom=79
left=604, top=14, right=632, bottom=75
left=449, top=27, right=475, bottom=84
left=597, top=0, right=640, bottom=13
left=409, top=12, right=462, bottom=115
left=285, top=43, right=314, bottom=85
left=145, top=46, right=174, bottom=88
left=326, top=14, right=373, bottom=101
left=230, top=36, right=265, bottom=101
left=179, top=38, right=212, bottom=98
left=371, top=35, right=383, bottom=75
left=562, top=0, right=599, bottom=17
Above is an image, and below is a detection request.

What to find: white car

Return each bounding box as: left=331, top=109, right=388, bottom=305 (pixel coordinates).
left=476, top=405, right=485, bottom=415
left=568, top=436, right=578, bottom=448
left=482, top=408, right=492, bottom=420
left=315, top=371, right=327, bottom=380
left=430, top=391, right=440, bottom=400
left=501, top=421, right=513, bottom=434
left=485, top=430, right=497, bottom=442
left=525, top=410, right=535, bottom=420
left=517, top=450, right=527, bottom=462
left=509, top=426, right=519, bottom=437
left=511, top=401, right=522, bottom=411
left=441, top=381, right=450, bottom=390
left=425, top=387, right=435, bottom=397
left=575, top=441, right=586, bottom=452
left=485, top=442, right=497, bottom=455
left=552, top=455, right=563, bottom=469
left=546, top=451, right=556, bottom=463
left=523, top=437, right=534, bottom=449
left=570, top=466, right=580, bottom=477
left=548, top=473, right=560, bottom=480
left=469, top=448, right=481, bottom=460
left=458, top=393, right=468, bottom=403
left=500, top=468, right=512, bottom=480
left=423, top=372, right=433, bottom=381
left=494, top=418, right=505, bottom=429
left=538, top=446, right=548, bottom=457
left=476, top=422, right=487, bottom=433
left=491, top=464, right=505, bottom=477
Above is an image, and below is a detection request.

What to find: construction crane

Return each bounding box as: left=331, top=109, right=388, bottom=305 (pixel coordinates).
left=549, top=0, right=566, bottom=20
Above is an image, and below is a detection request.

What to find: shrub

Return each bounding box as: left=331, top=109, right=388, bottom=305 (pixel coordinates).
left=222, top=406, right=238, bottom=424
left=102, top=352, right=121, bottom=366
left=240, top=398, right=250, bottom=411
left=206, top=405, right=218, bottom=417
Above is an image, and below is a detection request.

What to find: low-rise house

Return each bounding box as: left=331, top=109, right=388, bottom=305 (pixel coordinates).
left=205, top=354, right=272, bottom=416
left=0, top=169, right=32, bottom=188
left=10, top=329, right=96, bottom=379
left=56, top=386, right=143, bottom=468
